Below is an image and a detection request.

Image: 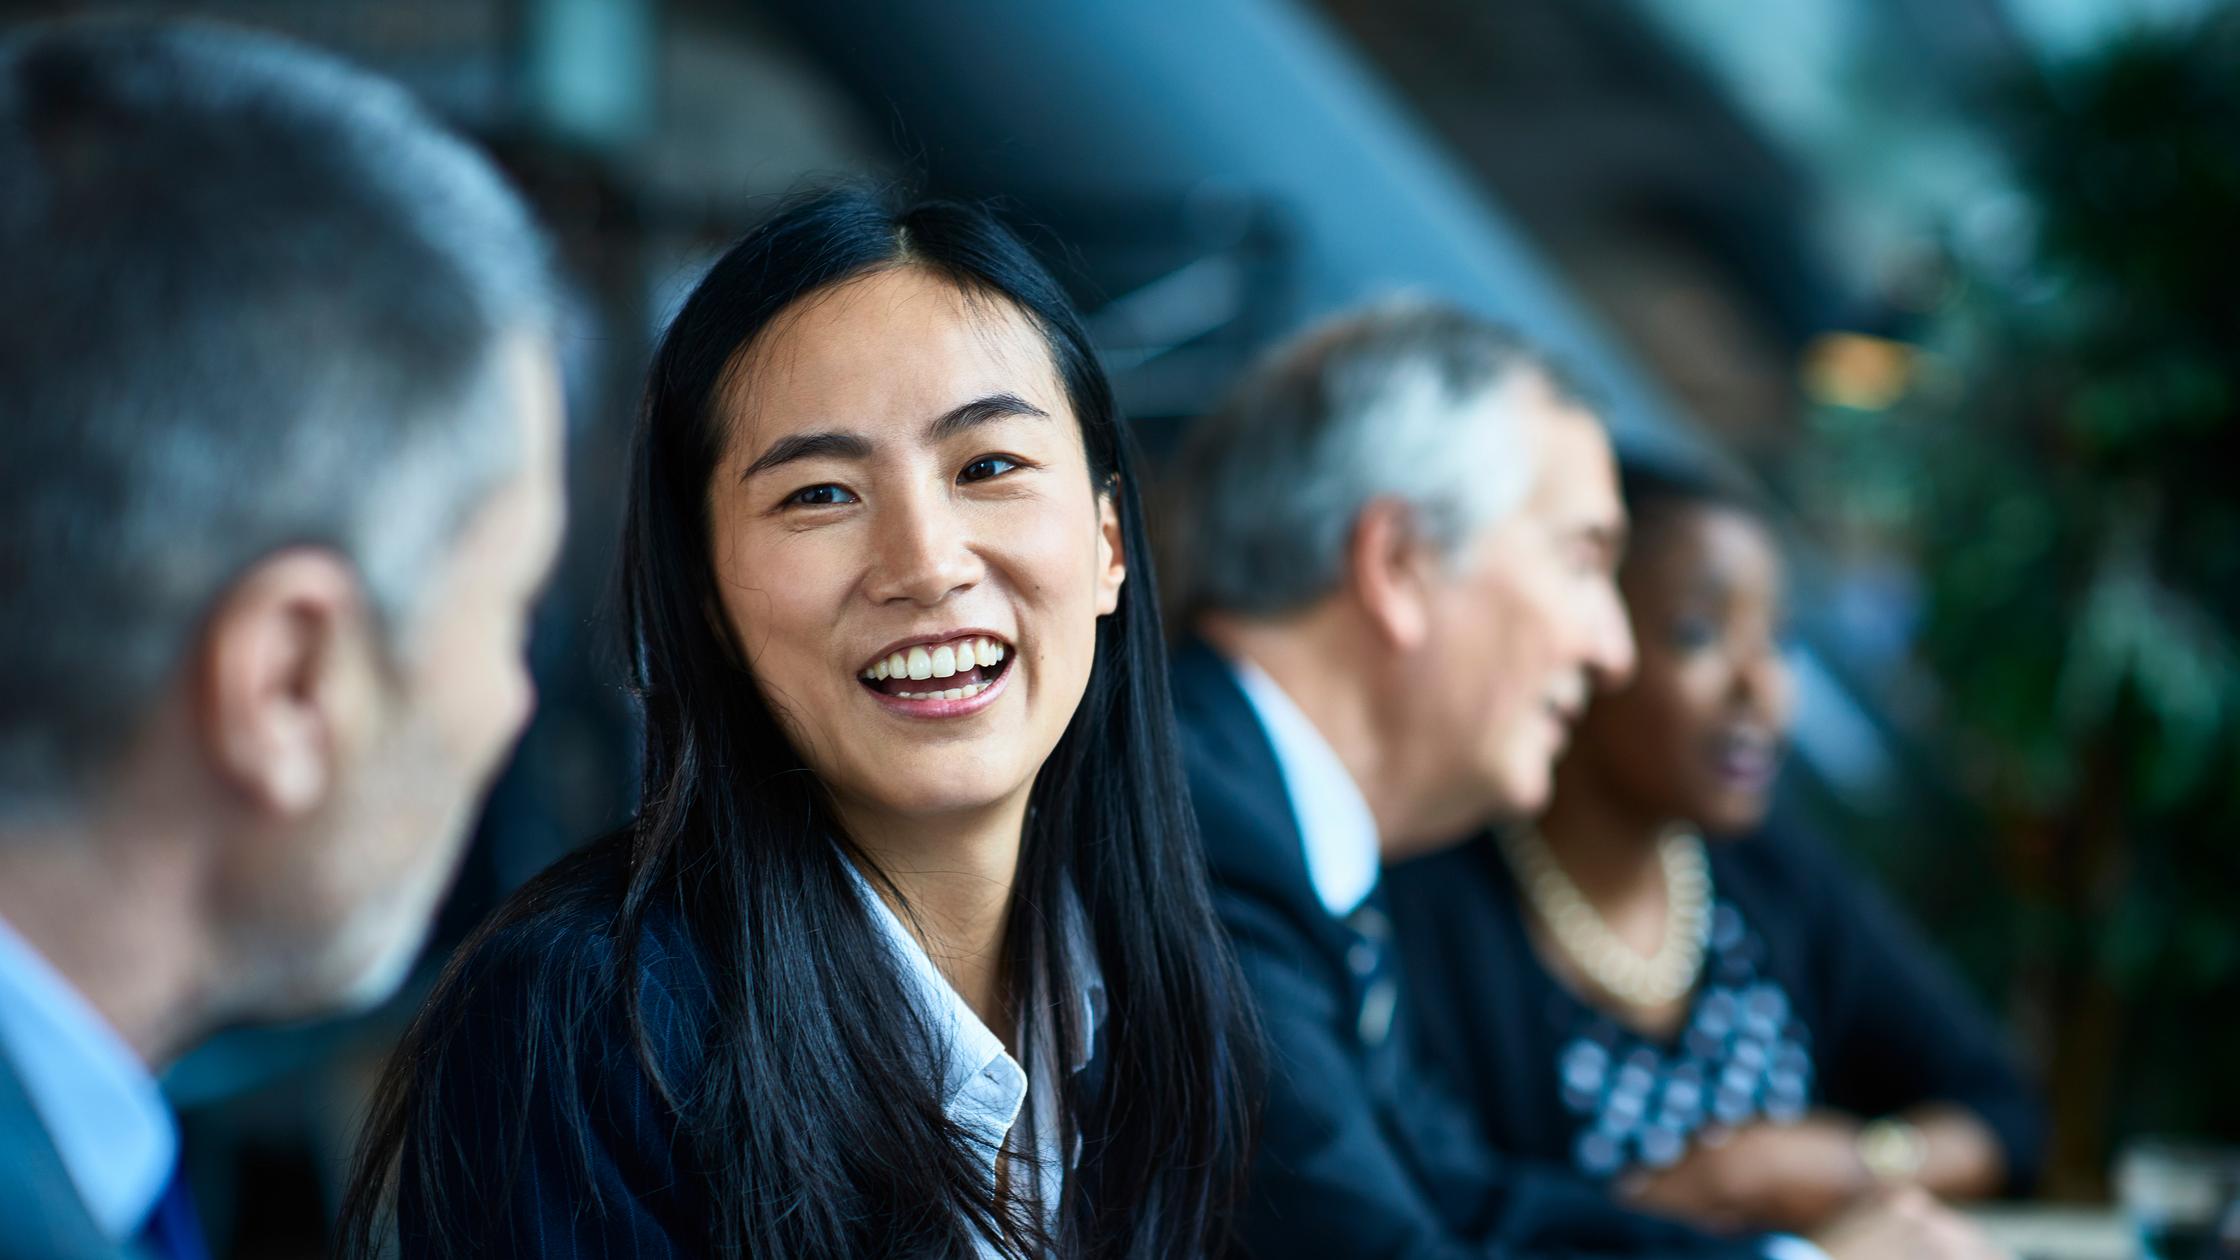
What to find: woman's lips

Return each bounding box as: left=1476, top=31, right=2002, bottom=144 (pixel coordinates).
left=1709, top=730, right=1782, bottom=790
left=861, top=649, right=1014, bottom=720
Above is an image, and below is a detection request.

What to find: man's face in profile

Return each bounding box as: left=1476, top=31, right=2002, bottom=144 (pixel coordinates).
left=245, top=333, right=568, bottom=1016
left=1404, top=375, right=1636, bottom=833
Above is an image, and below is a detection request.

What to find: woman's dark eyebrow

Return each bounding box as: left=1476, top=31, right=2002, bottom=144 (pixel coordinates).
left=740, top=430, right=873, bottom=480
left=926, top=392, right=1048, bottom=442
left=741, top=394, right=1045, bottom=482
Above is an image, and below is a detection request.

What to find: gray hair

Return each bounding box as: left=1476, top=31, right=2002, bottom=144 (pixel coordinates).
left=1161, top=299, right=1595, bottom=621
left=0, top=19, right=552, bottom=815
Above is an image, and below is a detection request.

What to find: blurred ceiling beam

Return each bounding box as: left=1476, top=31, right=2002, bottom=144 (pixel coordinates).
left=760, top=0, right=1714, bottom=459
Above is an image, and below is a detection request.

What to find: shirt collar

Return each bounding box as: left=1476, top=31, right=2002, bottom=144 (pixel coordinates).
left=1227, top=655, right=1382, bottom=917
left=0, top=913, right=177, bottom=1242
left=839, top=854, right=1104, bottom=1146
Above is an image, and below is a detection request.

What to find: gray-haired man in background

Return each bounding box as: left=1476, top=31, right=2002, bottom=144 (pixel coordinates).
left=0, top=21, right=562, bottom=1258
left=1161, top=301, right=2003, bottom=1260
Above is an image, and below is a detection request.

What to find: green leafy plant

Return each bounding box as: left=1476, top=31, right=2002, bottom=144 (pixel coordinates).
left=1795, top=5, right=2240, bottom=1195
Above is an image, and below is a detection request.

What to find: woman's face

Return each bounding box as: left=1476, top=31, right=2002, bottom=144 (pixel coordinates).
left=1565, top=503, right=1794, bottom=837
left=705, top=266, right=1124, bottom=832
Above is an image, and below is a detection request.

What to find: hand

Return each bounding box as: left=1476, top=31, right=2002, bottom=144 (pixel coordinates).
left=1811, top=1186, right=2010, bottom=1260
left=1618, top=1114, right=1871, bottom=1232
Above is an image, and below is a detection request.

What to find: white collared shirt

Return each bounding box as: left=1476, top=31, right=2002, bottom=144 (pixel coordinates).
left=842, top=856, right=1104, bottom=1257
left=1228, top=656, right=1381, bottom=917
left=0, top=912, right=175, bottom=1243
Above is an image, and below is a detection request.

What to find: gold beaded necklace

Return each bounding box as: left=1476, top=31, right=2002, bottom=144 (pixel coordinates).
left=1496, top=825, right=1711, bottom=1008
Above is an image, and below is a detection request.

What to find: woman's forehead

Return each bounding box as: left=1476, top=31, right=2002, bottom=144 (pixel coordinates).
left=1627, top=504, right=1781, bottom=598
left=718, top=267, right=1068, bottom=447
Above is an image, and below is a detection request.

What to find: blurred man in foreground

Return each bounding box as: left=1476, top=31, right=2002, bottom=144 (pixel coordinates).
left=1161, top=302, right=2001, bottom=1260
left=0, top=20, right=561, bottom=1258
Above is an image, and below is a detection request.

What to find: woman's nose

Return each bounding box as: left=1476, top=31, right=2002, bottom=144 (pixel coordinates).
left=865, top=486, right=984, bottom=606
left=1734, top=640, right=1796, bottom=726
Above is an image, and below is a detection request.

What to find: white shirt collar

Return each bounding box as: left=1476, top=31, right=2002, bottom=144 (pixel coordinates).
left=0, top=912, right=176, bottom=1242
left=1228, top=655, right=1382, bottom=917
left=841, top=852, right=1103, bottom=1247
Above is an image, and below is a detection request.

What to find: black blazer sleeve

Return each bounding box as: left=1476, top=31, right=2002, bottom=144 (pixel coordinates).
left=393, top=902, right=714, bottom=1258
left=1778, top=833, right=2047, bottom=1194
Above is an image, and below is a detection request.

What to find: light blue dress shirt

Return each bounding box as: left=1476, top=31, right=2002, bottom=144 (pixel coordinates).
left=0, top=911, right=176, bottom=1244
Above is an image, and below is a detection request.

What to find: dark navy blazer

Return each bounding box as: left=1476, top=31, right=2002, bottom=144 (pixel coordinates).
left=391, top=836, right=1117, bottom=1258
left=1170, top=638, right=1764, bottom=1259
left=393, top=840, right=719, bottom=1257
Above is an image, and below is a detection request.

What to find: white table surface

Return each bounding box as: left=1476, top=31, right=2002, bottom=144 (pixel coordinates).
left=1968, top=1205, right=2132, bottom=1260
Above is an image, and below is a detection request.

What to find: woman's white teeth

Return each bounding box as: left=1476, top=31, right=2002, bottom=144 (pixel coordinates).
left=890, top=679, right=993, bottom=701
left=860, top=636, right=1009, bottom=682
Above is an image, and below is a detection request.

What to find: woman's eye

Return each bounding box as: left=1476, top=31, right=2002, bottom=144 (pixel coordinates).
left=785, top=484, right=857, bottom=508
left=960, top=455, right=1021, bottom=483
left=1669, top=616, right=1719, bottom=651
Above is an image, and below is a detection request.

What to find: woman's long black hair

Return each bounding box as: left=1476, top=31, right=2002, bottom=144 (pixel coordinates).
left=338, top=187, right=1257, bottom=1258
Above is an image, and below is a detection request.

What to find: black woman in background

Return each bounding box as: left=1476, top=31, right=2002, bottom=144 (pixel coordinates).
left=1389, top=460, right=2042, bottom=1237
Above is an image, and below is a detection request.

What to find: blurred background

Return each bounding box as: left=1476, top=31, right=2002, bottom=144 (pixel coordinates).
left=5, top=0, right=2235, bottom=1252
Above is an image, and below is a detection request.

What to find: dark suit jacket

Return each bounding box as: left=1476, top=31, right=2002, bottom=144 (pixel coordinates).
left=1171, top=638, right=1763, bottom=1259
left=390, top=837, right=1117, bottom=1257
left=0, top=1052, right=149, bottom=1260
left=392, top=840, right=719, bottom=1257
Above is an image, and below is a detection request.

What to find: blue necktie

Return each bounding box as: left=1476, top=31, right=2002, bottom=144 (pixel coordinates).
left=139, top=1156, right=209, bottom=1260
left=1346, top=896, right=1404, bottom=1094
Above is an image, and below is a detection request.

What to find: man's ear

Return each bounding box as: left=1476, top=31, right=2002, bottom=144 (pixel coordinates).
left=1094, top=481, right=1127, bottom=617
left=193, top=548, right=375, bottom=817
left=1349, top=498, right=1436, bottom=652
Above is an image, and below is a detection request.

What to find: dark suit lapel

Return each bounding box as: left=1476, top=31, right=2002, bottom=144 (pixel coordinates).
left=1168, top=638, right=1320, bottom=904
left=0, top=1049, right=142, bottom=1260
left=1173, top=636, right=1498, bottom=1217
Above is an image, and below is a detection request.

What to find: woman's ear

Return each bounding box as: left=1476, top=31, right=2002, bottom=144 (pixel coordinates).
left=1095, top=481, right=1127, bottom=618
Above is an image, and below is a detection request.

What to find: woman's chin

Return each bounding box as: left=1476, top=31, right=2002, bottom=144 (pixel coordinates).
left=834, top=760, right=1038, bottom=826
left=1694, top=795, right=1771, bottom=839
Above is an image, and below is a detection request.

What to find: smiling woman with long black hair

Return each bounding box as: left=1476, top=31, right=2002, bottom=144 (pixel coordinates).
left=335, top=187, right=1257, bottom=1259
